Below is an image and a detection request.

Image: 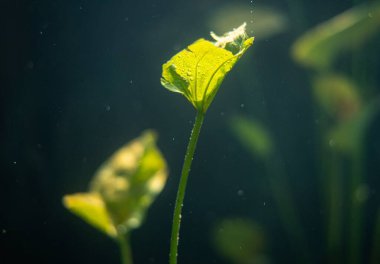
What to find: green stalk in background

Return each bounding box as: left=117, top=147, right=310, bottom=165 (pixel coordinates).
left=325, top=148, right=344, bottom=263
left=348, top=148, right=365, bottom=264
left=370, top=209, right=380, bottom=264
left=229, top=116, right=310, bottom=263
left=161, top=23, right=254, bottom=264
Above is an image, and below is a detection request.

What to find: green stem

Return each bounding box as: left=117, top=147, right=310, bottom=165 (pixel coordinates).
left=326, top=149, right=343, bottom=264
left=348, top=148, right=365, bottom=264
left=370, top=208, right=380, bottom=264
left=170, top=111, right=205, bottom=264
left=118, top=232, right=133, bottom=264
left=265, top=155, right=311, bottom=264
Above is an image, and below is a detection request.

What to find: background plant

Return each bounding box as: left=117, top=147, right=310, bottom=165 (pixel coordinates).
left=219, top=3, right=380, bottom=264
left=63, top=131, right=168, bottom=264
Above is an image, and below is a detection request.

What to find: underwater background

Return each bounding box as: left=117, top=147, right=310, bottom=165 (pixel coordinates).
left=2, top=0, right=380, bottom=263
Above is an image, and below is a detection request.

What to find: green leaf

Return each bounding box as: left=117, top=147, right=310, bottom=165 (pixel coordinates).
left=63, top=130, right=168, bottom=236
left=312, top=74, right=362, bottom=121
left=292, top=3, right=380, bottom=70
left=329, top=99, right=380, bottom=154
left=90, top=130, right=168, bottom=232
left=161, top=23, right=254, bottom=113
left=229, top=115, right=274, bottom=160
left=213, top=218, right=267, bottom=264
left=63, top=193, right=117, bottom=237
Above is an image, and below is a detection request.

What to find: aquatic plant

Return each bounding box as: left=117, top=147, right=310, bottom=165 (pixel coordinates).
left=223, top=3, right=380, bottom=264
left=161, top=23, right=254, bottom=264
left=229, top=116, right=310, bottom=263
left=291, top=3, right=380, bottom=264
left=63, top=131, right=168, bottom=264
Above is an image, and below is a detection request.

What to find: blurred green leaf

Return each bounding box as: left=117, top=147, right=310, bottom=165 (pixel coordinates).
left=292, top=3, right=380, bottom=70
left=213, top=218, right=268, bottom=264
left=161, top=23, right=254, bottom=113
left=313, top=74, right=362, bottom=121
left=63, top=193, right=117, bottom=237
left=329, top=99, right=380, bottom=154
left=230, top=116, right=273, bottom=160
left=63, top=130, right=168, bottom=236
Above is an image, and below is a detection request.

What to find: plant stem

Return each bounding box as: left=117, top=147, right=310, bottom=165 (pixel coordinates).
left=265, top=155, right=310, bottom=264
left=348, top=148, right=365, bottom=264
left=170, top=111, right=205, bottom=264
left=327, top=149, right=343, bottom=264
left=370, top=209, right=380, bottom=264
left=118, top=232, right=133, bottom=264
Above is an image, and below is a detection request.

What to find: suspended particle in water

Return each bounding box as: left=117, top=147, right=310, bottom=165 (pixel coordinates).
left=249, top=0, right=254, bottom=34
left=237, top=189, right=244, bottom=196
left=105, top=105, right=111, bottom=111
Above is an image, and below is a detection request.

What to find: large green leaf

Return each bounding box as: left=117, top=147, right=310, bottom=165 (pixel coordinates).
left=292, top=3, right=380, bottom=70
left=161, top=23, right=254, bottom=113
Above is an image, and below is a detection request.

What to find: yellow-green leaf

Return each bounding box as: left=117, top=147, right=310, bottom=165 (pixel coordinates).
left=63, top=193, right=117, bottom=237
left=63, top=130, right=168, bottom=236
left=90, top=130, right=168, bottom=231
left=161, top=23, right=254, bottom=113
